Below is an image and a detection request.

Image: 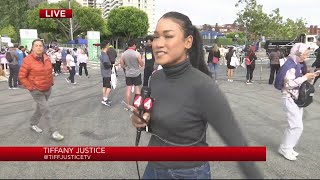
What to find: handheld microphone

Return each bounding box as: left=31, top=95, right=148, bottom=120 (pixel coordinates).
left=133, top=87, right=153, bottom=146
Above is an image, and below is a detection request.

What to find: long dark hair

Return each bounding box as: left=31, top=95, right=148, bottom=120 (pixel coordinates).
left=161, top=12, right=211, bottom=77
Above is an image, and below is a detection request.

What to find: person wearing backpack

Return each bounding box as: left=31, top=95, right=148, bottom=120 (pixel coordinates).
left=7, top=45, right=20, bottom=89
left=276, top=43, right=318, bottom=161
left=107, top=44, right=118, bottom=77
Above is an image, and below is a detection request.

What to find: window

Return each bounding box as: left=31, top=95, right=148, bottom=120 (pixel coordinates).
left=307, top=37, right=314, bottom=42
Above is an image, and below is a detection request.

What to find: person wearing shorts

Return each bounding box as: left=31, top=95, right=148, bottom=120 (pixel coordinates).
left=100, top=40, right=113, bottom=106
left=120, top=39, right=144, bottom=108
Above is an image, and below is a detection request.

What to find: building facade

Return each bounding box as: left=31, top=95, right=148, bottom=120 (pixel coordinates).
left=47, top=0, right=103, bottom=8
left=308, top=25, right=320, bottom=35
left=102, top=0, right=155, bottom=34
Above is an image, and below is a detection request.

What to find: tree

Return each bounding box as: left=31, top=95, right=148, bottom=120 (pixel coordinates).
left=0, top=0, right=29, bottom=34
left=0, top=25, right=18, bottom=42
left=235, top=0, right=308, bottom=41
left=202, top=24, right=213, bottom=31
left=26, top=0, right=108, bottom=42
left=107, top=6, right=149, bottom=39
left=235, top=0, right=270, bottom=41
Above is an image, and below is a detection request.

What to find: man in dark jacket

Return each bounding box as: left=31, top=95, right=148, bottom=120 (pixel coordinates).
left=312, top=37, right=320, bottom=85
left=7, top=45, right=19, bottom=89
left=143, top=35, right=155, bottom=87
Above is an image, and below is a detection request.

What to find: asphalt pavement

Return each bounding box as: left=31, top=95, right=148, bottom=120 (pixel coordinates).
left=0, top=56, right=319, bottom=179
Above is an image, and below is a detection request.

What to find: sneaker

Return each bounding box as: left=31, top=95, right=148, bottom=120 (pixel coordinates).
left=54, top=73, right=59, bottom=76
left=8, top=87, right=13, bottom=90
left=101, top=100, right=111, bottom=106
left=250, top=80, right=254, bottom=83
left=106, top=99, right=112, bottom=104
left=292, top=150, right=299, bottom=157
left=87, top=76, right=90, bottom=78
left=12, top=87, right=19, bottom=90
left=230, top=79, right=233, bottom=82
left=227, top=79, right=230, bottom=82
left=51, top=131, right=64, bottom=141
left=71, top=82, right=77, bottom=85
left=65, top=78, right=70, bottom=83
left=278, top=148, right=297, bottom=161
left=31, top=125, right=43, bottom=133
left=246, top=81, right=252, bottom=84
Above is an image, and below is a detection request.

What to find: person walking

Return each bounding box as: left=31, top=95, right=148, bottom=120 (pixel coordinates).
left=100, top=40, right=113, bottom=106
left=278, top=43, right=318, bottom=161
left=65, top=49, right=76, bottom=85
left=18, top=39, right=64, bottom=141
left=120, top=39, right=144, bottom=108
left=268, top=47, right=281, bottom=85
left=143, top=35, right=155, bottom=87
left=130, top=11, right=263, bottom=179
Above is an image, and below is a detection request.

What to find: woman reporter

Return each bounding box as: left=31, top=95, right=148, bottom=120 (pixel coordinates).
left=130, top=12, right=263, bottom=179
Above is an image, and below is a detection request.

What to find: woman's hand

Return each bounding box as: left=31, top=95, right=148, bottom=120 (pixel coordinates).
left=304, top=72, right=318, bottom=80
left=129, top=105, right=151, bottom=128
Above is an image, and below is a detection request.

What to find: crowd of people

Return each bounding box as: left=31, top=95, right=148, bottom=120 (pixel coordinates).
left=1, top=11, right=320, bottom=179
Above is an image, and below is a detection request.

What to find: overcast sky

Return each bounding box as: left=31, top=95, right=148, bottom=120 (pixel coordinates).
left=155, top=0, right=319, bottom=27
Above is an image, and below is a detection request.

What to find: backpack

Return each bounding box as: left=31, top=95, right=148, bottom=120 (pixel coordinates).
left=6, top=52, right=13, bottom=63
left=274, top=58, right=315, bottom=107
left=294, top=81, right=315, bottom=107
left=274, top=58, right=301, bottom=90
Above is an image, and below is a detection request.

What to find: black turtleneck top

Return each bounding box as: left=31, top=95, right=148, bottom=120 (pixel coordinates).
left=147, top=59, right=262, bottom=178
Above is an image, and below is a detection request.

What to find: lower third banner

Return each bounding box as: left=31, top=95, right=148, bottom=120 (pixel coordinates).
left=0, top=146, right=266, bottom=161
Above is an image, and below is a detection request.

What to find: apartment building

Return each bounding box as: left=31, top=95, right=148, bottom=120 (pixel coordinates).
left=47, top=0, right=103, bottom=8
left=102, top=0, right=156, bottom=33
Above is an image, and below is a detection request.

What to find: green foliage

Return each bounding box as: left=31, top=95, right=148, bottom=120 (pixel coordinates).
left=216, top=38, right=234, bottom=46
left=107, top=6, right=149, bottom=39
left=226, top=32, right=246, bottom=39
left=0, top=0, right=29, bottom=33
left=235, top=0, right=308, bottom=41
left=26, top=0, right=109, bottom=42
left=0, top=25, right=18, bottom=42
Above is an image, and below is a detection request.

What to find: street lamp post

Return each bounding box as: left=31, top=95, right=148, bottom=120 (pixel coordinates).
left=69, top=0, right=74, bottom=44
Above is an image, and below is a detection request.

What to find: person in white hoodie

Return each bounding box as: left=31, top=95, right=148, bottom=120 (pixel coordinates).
left=65, top=49, right=76, bottom=85
left=78, top=49, right=89, bottom=78
left=278, top=43, right=318, bottom=161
